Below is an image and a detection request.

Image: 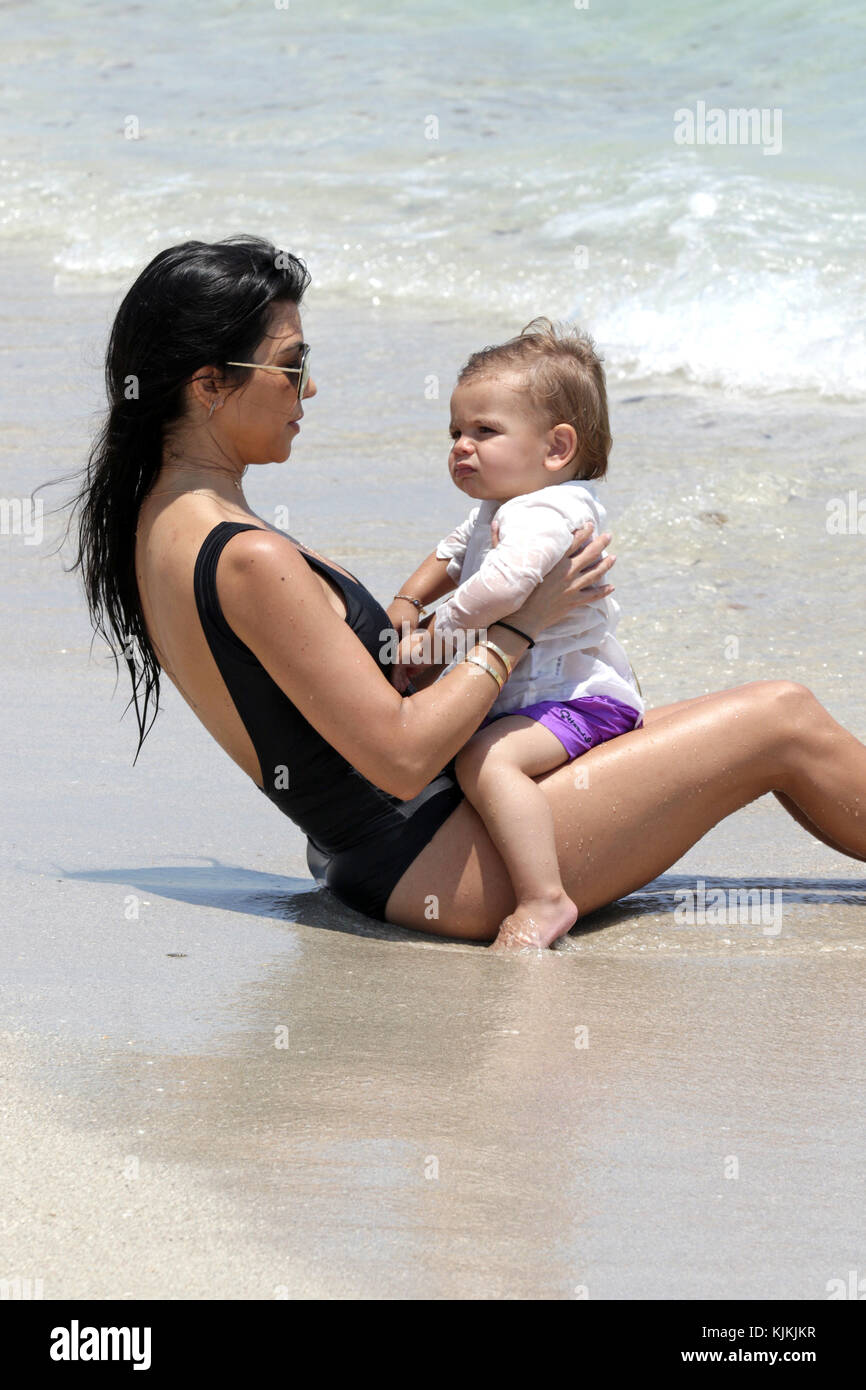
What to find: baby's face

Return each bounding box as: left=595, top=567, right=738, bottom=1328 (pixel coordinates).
left=448, top=373, right=558, bottom=502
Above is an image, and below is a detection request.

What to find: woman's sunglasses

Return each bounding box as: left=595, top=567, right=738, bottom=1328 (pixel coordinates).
left=226, top=343, right=312, bottom=402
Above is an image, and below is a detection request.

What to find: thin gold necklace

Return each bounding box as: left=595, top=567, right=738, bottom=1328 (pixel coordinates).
left=146, top=484, right=244, bottom=499
left=147, top=457, right=246, bottom=499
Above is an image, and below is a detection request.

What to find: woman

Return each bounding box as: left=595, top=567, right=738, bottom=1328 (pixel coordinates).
left=73, top=236, right=866, bottom=950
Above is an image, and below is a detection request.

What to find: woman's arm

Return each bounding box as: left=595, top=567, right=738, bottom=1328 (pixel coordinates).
left=219, top=526, right=612, bottom=801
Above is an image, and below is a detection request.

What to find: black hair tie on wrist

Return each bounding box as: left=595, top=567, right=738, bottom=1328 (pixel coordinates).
left=491, top=620, right=535, bottom=649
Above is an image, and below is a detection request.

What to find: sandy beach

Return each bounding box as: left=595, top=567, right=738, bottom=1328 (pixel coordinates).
left=2, top=0, right=865, bottom=1304
left=2, top=271, right=865, bottom=1299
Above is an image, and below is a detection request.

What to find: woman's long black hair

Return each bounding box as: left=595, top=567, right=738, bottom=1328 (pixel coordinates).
left=69, top=235, right=310, bottom=762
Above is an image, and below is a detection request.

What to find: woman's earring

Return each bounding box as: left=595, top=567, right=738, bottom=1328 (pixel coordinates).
left=207, top=398, right=223, bottom=420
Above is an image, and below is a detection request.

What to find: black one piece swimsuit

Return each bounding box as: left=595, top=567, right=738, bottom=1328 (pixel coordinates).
left=193, top=522, right=464, bottom=920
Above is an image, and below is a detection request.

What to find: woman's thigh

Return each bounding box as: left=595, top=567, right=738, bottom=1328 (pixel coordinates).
left=642, top=690, right=721, bottom=724
left=384, top=681, right=795, bottom=940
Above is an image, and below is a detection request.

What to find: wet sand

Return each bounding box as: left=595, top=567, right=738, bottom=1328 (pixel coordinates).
left=2, top=270, right=865, bottom=1298
left=3, top=842, right=865, bottom=1300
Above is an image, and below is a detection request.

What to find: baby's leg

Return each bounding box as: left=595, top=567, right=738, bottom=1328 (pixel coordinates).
left=454, top=716, right=578, bottom=952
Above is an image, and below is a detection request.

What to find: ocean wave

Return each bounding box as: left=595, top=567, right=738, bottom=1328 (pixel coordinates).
left=3, top=149, right=864, bottom=399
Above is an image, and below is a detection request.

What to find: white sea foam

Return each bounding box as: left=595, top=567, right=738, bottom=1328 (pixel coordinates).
left=1, top=0, right=863, bottom=399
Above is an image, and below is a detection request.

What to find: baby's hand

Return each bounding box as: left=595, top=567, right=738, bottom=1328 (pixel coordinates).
left=391, top=665, right=412, bottom=694
left=390, top=628, right=431, bottom=692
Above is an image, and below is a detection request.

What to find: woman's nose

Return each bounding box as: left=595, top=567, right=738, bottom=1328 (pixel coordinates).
left=303, top=375, right=317, bottom=400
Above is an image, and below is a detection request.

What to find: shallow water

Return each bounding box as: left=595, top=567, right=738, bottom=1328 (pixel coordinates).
left=2, top=0, right=865, bottom=394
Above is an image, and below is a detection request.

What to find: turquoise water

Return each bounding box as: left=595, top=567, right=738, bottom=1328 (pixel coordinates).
left=1, top=0, right=864, bottom=394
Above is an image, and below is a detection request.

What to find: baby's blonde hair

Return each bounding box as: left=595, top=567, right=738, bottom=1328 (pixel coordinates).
left=457, top=317, right=612, bottom=480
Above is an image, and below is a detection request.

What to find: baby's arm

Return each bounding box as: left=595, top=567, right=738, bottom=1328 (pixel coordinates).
left=386, top=507, right=479, bottom=630
left=386, top=550, right=454, bottom=631
left=431, top=499, right=582, bottom=641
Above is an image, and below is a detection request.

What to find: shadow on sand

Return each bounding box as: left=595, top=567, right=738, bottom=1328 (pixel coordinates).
left=60, top=858, right=866, bottom=947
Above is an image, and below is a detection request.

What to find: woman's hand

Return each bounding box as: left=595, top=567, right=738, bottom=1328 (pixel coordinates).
left=507, top=522, right=616, bottom=639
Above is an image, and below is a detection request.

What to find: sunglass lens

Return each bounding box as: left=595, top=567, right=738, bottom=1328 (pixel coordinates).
left=298, top=350, right=311, bottom=399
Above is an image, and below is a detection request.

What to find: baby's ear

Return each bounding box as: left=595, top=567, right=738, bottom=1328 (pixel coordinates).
left=548, top=423, right=578, bottom=469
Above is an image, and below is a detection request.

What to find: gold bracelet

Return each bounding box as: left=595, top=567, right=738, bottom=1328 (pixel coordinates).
left=464, top=653, right=504, bottom=692
left=476, top=639, right=513, bottom=680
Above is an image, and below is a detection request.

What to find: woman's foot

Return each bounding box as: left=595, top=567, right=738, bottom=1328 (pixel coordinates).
left=488, top=891, right=578, bottom=953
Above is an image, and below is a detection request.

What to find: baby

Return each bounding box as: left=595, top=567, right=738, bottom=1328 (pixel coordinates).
left=389, top=318, right=643, bottom=951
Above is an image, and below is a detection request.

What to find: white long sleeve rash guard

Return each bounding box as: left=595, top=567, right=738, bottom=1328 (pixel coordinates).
left=433, top=481, right=643, bottom=719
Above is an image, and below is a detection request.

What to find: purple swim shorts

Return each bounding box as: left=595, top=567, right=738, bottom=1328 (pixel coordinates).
left=483, top=694, right=642, bottom=760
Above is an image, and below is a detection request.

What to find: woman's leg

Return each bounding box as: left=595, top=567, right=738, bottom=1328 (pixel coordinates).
left=644, top=691, right=866, bottom=860
left=384, top=681, right=866, bottom=941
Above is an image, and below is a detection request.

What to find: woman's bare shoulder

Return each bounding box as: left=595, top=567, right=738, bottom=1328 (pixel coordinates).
left=215, top=525, right=353, bottom=654
left=216, top=526, right=320, bottom=604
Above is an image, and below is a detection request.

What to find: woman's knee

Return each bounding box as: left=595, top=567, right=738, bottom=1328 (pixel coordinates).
left=751, top=680, right=822, bottom=748
left=757, top=679, right=817, bottom=717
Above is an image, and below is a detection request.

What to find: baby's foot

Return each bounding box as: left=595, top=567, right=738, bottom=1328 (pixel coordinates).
left=489, top=892, right=578, bottom=953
